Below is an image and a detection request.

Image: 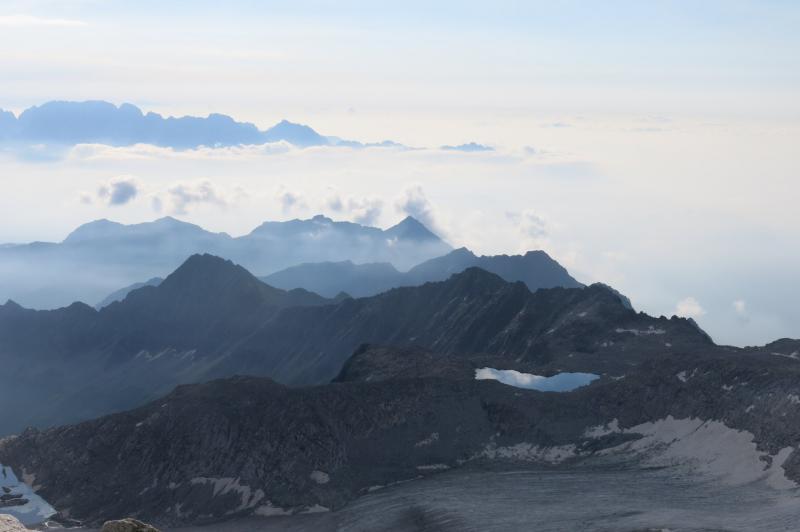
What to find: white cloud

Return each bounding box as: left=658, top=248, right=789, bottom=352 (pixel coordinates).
left=0, top=14, right=86, bottom=27
left=276, top=187, right=306, bottom=213
left=733, top=299, right=747, bottom=315
left=674, top=297, right=706, bottom=319
left=507, top=210, right=548, bottom=240
left=159, top=180, right=232, bottom=215
left=326, top=190, right=383, bottom=225
left=96, top=176, right=139, bottom=206
left=395, top=185, right=437, bottom=230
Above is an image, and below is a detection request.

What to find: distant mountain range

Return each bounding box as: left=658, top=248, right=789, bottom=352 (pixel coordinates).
left=0, top=253, right=708, bottom=436
left=261, top=247, right=582, bottom=298
left=97, top=247, right=582, bottom=308
left=0, top=214, right=452, bottom=309
left=0, top=101, right=492, bottom=151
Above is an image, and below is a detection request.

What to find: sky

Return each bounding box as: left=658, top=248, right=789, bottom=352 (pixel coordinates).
left=0, top=0, right=799, bottom=346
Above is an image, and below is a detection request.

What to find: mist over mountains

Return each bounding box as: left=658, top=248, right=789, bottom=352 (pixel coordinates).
left=0, top=214, right=452, bottom=309
left=1, top=215, right=798, bottom=530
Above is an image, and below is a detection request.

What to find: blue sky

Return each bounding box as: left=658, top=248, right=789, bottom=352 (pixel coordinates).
left=0, top=0, right=799, bottom=347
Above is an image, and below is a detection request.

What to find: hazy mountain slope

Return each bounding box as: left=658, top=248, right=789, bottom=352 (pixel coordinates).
left=94, top=277, right=163, bottom=309
left=0, top=255, right=334, bottom=435
left=3, top=345, right=800, bottom=526
left=0, top=215, right=451, bottom=309
left=262, top=261, right=402, bottom=298
left=0, top=254, right=709, bottom=435
left=262, top=247, right=582, bottom=298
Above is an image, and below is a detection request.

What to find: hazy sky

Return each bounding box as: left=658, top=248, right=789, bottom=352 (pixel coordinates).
left=1, top=0, right=799, bottom=347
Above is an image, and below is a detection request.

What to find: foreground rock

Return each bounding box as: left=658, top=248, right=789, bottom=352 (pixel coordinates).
left=101, top=518, right=160, bottom=532
left=2, top=344, right=800, bottom=527
left=0, top=514, right=29, bottom=532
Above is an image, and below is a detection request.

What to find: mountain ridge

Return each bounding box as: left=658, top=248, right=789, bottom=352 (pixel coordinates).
left=0, top=253, right=713, bottom=436
left=0, top=214, right=452, bottom=309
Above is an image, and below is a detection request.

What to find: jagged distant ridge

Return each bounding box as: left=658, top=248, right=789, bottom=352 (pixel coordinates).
left=0, top=253, right=709, bottom=435
left=0, top=214, right=452, bottom=309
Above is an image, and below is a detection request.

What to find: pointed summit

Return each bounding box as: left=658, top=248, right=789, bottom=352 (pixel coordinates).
left=262, top=120, right=328, bottom=147
left=384, top=216, right=442, bottom=243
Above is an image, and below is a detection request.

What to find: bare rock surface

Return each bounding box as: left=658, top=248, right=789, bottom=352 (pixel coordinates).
left=101, top=518, right=159, bottom=532
left=0, top=514, right=29, bottom=532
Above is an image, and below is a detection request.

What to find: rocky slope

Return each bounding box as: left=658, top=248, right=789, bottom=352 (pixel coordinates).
left=3, top=344, right=800, bottom=527
left=0, top=254, right=709, bottom=434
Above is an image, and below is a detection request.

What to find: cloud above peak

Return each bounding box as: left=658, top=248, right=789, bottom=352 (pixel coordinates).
left=396, top=186, right=438, bottom=233
left=82, top=176, right=140, bottom=207
left=98, top=177, right=139, bottom=206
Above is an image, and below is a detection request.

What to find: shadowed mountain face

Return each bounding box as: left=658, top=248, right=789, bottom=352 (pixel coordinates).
left=4, top=344, right=800, bottom=527
left=0, top=215, right=451, bottom=310
left=0, top=254, right=709, bottom=436
left=261, top=247, right=582, bottom=299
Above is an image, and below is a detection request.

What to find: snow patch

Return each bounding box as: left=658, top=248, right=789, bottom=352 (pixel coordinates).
left=415, top=432, right=439, bottom=448
left=583, top=419, right=620, bottom=438
left=189, top=477, right=264, bottom=513
left=309, top=470, right=330, bottom=484
left=615, top=327, right=666, bottom=336
left=599, top=416, right=796, bottom=489
left=480, top=442, right=577, bottom=463
left=416, top=464, right=450, bottom=471
left=254, top=503, right=291, bottom=517
left=302, top=504, right=330, bottom=514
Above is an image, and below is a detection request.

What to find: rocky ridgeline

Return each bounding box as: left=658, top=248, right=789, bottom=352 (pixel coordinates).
left=3, top=344, right=800, bottom=527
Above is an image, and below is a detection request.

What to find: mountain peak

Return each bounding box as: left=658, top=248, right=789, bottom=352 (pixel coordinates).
left=164, top=254, right=251, bottom=285
left=63, top=218, right=124, bottom=243
left=263, top=120, right=327, bottom=147
left=384, top=216, right=442, bottom=242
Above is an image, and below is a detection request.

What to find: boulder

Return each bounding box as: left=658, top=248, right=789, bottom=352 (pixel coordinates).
left=0, top=514, right=30, bottom=532
left=101, top=518, right=160, bottom=532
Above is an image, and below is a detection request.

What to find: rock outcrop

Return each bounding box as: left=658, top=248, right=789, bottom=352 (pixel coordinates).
left=101, top=518, right=160, bottom=532
left=0, top=515, right=29, bottom=532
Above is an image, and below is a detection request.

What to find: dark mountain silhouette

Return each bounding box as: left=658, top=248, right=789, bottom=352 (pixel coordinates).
left=262, top=247, right=582, bottom=298
left=0, top=255, right=710, bottom=436
left=0, top=214, right=451, bottom=309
